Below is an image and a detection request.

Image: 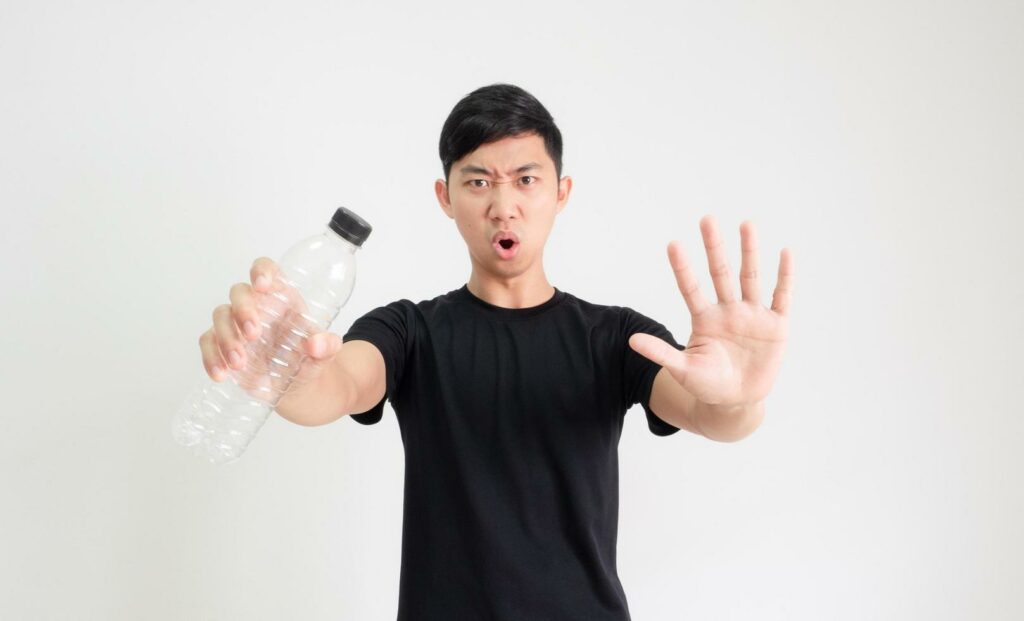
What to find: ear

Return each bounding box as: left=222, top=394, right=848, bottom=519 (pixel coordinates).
left=435, top=178, right=454, bottom=219
left=555, top=175, right=572, bottom=215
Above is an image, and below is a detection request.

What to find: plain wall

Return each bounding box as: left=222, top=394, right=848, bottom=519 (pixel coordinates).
left=1, top=0, right=1021, bottom=619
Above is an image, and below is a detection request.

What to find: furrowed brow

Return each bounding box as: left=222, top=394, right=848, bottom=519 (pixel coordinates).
left=459, top=165, right=493, bottom=176
left=459, top=162, right=542, bottom=177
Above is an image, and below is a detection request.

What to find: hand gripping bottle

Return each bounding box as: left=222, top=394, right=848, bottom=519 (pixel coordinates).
left=172, top=207, right=372, bottom=465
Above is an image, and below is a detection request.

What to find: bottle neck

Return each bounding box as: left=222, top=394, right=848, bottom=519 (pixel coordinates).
left=324, top=228, right=361, bottom=253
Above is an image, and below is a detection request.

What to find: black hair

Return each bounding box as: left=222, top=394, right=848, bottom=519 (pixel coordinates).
left=439, top=83, right=564, bottom=184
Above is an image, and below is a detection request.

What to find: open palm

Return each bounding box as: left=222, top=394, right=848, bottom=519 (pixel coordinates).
left=629, top=216, right=794, bottom=407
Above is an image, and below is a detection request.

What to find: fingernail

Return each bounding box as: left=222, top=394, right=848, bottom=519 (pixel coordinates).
left=229, top=351, right=242, bottom=367
left=256, top=274, right=271, bottom=289
left=244, top=321, right=258, bottom=337
left=312, top=337, right=324, bottom=356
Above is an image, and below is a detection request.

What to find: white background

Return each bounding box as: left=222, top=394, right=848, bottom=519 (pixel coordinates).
left=2, top=1, right=1021, bottom=619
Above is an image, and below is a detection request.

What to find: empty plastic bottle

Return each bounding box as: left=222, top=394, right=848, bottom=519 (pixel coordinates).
left=172, top=207, right=372, bottom=464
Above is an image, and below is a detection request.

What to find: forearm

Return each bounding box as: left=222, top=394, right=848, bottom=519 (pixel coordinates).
left=274, top=365, right=358, bottom=427
left=693, top=399, right=765, bottom=443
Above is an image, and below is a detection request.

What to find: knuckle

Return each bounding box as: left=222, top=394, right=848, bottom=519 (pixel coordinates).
left=215, top=325, right=238, bottom=346
left=211, top=333, right=236, bottom=356
left=252, top=257, right=276, bottom=274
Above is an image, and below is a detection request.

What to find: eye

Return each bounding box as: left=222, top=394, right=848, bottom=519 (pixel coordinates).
left=467, top=179, right=489, bottom=188
left=520, top=176, right=536, bottom=185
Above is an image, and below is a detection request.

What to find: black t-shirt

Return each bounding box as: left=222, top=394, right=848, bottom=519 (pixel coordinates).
left=341, top=284, right=685, bottom=620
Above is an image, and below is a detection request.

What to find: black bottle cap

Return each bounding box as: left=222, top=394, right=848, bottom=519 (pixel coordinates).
left=328, top=207, right=372, bottom=247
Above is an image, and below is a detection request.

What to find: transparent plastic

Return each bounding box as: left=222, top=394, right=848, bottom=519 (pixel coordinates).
left=172, top=230, right=361, bottom=465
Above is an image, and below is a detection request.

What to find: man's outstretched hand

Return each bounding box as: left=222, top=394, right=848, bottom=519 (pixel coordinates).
left=629, top=215, right=793, bottom=409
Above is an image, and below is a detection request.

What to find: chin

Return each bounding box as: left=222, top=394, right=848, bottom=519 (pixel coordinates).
left=480, top=255, right=528, bottom=274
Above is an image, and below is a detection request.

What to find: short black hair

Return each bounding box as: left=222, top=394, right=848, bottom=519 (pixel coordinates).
left=439, top=83, right=563, bottom=184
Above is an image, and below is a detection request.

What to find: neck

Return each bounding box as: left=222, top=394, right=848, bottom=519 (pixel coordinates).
left=466, top=269, right=555, bottom=310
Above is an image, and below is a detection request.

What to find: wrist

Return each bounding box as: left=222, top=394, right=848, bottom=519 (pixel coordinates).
left=695, top=399, right=765, bottom=442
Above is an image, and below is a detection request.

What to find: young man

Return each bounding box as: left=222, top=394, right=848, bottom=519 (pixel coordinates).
left=200, top=83, right=793, bottom=620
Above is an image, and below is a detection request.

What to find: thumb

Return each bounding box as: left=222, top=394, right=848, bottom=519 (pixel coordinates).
left=307, top=332, right=342, bottom=360
left=628, top=333, right=685, bottom=371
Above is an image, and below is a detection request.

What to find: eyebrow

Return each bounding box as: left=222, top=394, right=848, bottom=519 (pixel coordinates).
left=458, top=162, right=542, bottom=176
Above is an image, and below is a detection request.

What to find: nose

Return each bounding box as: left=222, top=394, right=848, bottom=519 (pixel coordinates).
left=488, top=181, right=519, bottom=223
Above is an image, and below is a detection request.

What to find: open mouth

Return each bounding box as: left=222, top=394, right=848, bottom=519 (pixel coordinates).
left=491, top=231, right=520, bottom=259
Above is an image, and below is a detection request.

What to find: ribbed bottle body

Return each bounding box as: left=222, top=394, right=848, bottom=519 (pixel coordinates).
left=172, top=231, right=359, bottom=464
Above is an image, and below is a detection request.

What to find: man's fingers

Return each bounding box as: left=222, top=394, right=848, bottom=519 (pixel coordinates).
left=212, top=304, right=247, bottom=370
left=667, top=240, right=710, bottom=316
left=199, top=330, right=228, bottom=381
left=700, top=214, right=737, bottom=304
left=739, top=220, right=761, bottom=305
left=306, top=332, right=342, bottom=359
left=250, top=257, right=281, bottom=293
left=228, top=282, right=262, bottom=340
left=628, top=333, right=685, bottom=371
left=770, top=247, right=794, bottom=316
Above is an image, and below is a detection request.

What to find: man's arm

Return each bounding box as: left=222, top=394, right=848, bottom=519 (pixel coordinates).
left=648, top=367, right=765, bottom=442
left=274, top=339, right=387, bottom=427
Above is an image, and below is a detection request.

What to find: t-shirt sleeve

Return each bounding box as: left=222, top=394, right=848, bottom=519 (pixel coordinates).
left=340, top=300, right=412, bottom=425
left=620, top=306, right=686, bottom=436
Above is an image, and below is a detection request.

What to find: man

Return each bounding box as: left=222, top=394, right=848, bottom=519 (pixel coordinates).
left=200, top=83, right=793, bottom=620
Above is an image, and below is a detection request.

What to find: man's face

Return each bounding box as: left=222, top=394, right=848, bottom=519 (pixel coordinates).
left=435, top=132, right=572, bottom=280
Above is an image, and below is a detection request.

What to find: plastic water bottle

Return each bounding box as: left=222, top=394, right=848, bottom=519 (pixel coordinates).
left=172, top=207, right=372, bottom=465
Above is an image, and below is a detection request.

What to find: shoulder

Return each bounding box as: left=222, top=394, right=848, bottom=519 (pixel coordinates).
left=561, top=291, right=649, bottom=330
left=565, top=292, right=680, bottom=353
left=352, top=287, right=472, bottom=330
left=404, top=287, right=468, bottom=320
left=362, top=287, right=462, bottom=313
